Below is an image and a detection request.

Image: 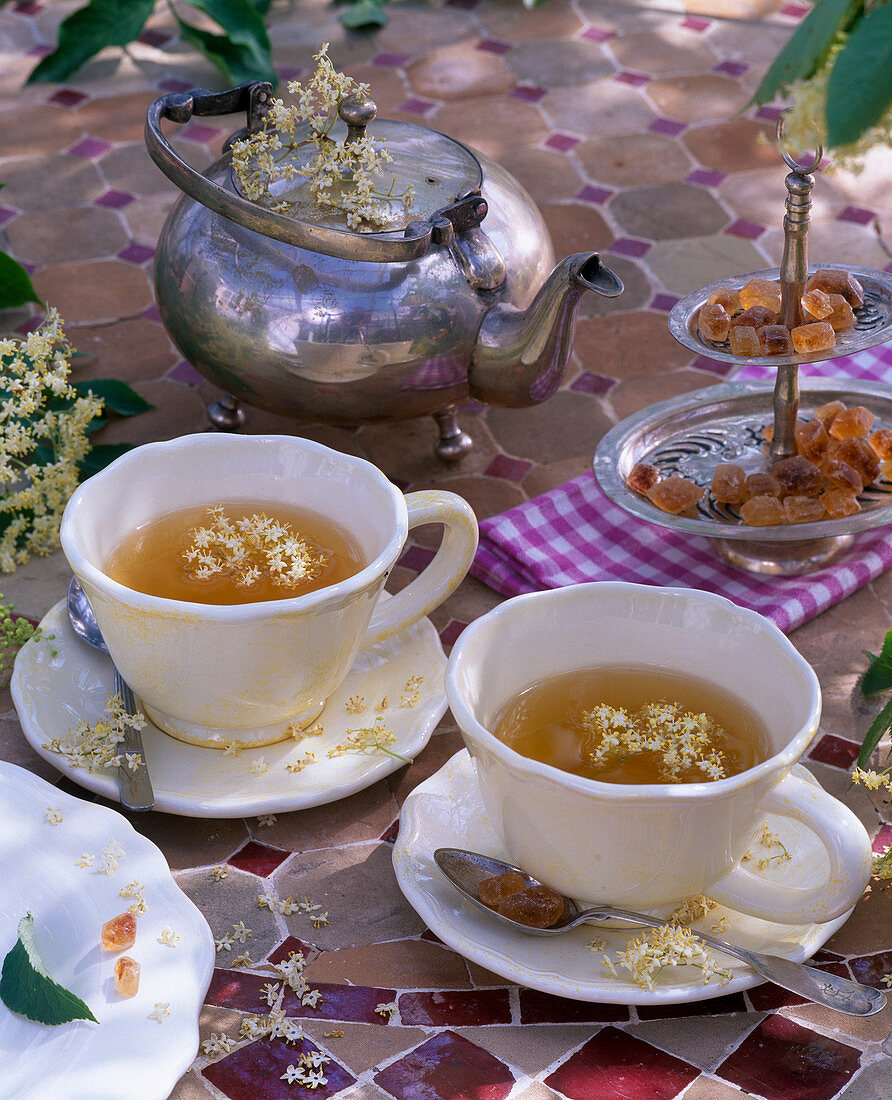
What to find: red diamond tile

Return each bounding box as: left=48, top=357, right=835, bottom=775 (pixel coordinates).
left=380, top=817, right=400, bottom=843
left=277, top=66, right=302, bottom=82
left=571, top=372, right=615, bottom=395
left=726, top=218, right=765, bottom=240
left=716, top=1014, right=860, bottom=1099
left=373, top=52, right=410, bottom=66
left=67, top=137, right=111, bottom=159
left=477, top=39, right=513, bottom=55
left=681, top=16, right=710, bottom=31
left=13, top=1, right=42, bottom=12
left=375, top=1031, right=515, bottom=1100
left=398, top=544, right=435, bottom=573
left=748, top=961, right=852, bottom=1011
left=400, top=97, right=436, bottom=114
left=182, top=123, right=220, bottom=144
left=582, top=27, right=614, bottom=43
left=118, top=242, right=155, bottom=264
left=615, top=71, right=649, bottom=87
left=228, top=840, right=291, bottom=876
left=839, top=205, right=875, bottom=226
left=519, top=988, right=628, bottom=1024
left=693, top=355, right=734, bottom=377
left=849, top=949, right=892, bottom=988
left=687, top=169, right=726, bottom=187
left=714, top=60, right=749, bottom=77
left=421, top=928, right=445, bottom=944
left=462, top=398, right=487, bottom=415
left=608, top=238, right=651, bottom=258
left=439, top=619, right=467, bottom=647
left=166, top=359, right=203, bottom=384
left=650, top=293, right=680, bottom=312
left=650, top=118, right=686, bottom=136
left=95, top=189, right=135, bottom=209
left=545, top=132, right=580, bottom=152
left=546, top=1027, right=699, bottom=1099
left=576, top=184, right=613, bottom=204
left=204, top=1037, right=355, bottom=1099
left=206, top=970, right=397, bottom=1023
left=512, top=85, right=547, bottom=104
left=0, top=207, right=16, bottom=227
left=485, top=454, right=533, bottom=482
left=49, top=88, right=88, bottom=108
left=27, top=44, right=52, bottom=58
left=872, top=822, right=892, bottom=854
left=158, top=77, right=193, bottom=93
left=138, top=29, right=170, bottom=48
left=756, top=105, right=785, bottom=123
left=398, top=989, right=512, bottom=1026
left=266, top=936, right=316, bottom=964
left=636, top=991, right=748, bottom=1019
left=807, top=732, right=860, bottom=769
left=782, top=3, right=811, bottom=17
left=17, top=315, right=45, bottom=335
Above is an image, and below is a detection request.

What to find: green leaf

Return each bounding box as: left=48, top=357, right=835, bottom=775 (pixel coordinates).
left=339, top=0, right=389, bottom=30
left=750, top=0, right=859, bottom=105
left=826, top=5, right=892, bottom=147
left=856, top=696, right=892, bottom=770
left=175, top=11, right=276, bottom=86
left=0, top=252, right=40, bottom=310
left=862, top=627, right=892, bottom=695
left=250, top=0, right=274, bottom=14
left=71, top=379, right=153, bottom=417
left=0, top=913, right=97, bottom=1026
left=26, top=0, right=156, bottom=84
left=78, top=443, right=133, bottom=480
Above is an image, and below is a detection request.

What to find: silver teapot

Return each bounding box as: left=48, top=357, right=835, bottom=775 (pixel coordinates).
left=146, top=83, right=623, bottom=460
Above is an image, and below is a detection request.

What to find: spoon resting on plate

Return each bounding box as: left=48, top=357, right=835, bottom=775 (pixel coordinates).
left=434, top=848, right=886, bottom=1017
left=67, top=576, right=154, bottom=812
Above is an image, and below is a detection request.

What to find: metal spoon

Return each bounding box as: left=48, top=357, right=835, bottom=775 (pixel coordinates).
left=434, top=848, right=886, bottom=1016
left=67, top=576, right=154, bottom=812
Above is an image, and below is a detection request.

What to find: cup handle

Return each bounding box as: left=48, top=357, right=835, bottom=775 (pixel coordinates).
left=707, top=770, right=873, bottom=924
left=361, top=490, right=478, bottom=649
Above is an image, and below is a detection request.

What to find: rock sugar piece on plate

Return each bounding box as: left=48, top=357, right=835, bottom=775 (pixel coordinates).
left=0, top=912, right=98, bottom=1025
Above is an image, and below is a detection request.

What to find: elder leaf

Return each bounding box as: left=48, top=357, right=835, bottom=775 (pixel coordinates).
left=27, top=0, right=156, bottom=84
left=0, top=913, right=98, bottom=1026
left=71, top=379, right=153, bottom=417
left=862, top=627, right=892, bottom=696
left=174, top=7, right=276, bottom=86
left=856, top=697, right=892, bottom=771
left=339, top=0, right=390, bottom=30
left=0, top=251, right=40, bottom=310
left=826, top=5, right=892, bottom=147
left=750, top=0, right=859, bottom=105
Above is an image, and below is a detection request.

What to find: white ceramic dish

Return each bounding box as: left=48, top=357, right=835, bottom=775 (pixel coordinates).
left=393, top=750, right=853, bottom=1005
left=0, top=761, right=214, bottom=1099
left=12, top=598, right=447, bottom=817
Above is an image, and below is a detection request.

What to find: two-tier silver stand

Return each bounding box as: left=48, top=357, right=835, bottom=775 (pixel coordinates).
left=595, top=133, right=892, bottom=575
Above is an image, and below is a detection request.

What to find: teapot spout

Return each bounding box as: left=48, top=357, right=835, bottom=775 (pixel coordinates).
left=468, top=252, right=623, bottom=408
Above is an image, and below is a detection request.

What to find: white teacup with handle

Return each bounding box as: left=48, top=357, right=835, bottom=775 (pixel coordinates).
left=446, top=581, right=872, bottom=925
left=61, top=433, right=478, bottom=747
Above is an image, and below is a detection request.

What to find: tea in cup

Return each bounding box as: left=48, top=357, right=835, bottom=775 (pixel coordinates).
left=60, top=433, right=478, bottom=747
left=445, top=582, right=872, bottom=924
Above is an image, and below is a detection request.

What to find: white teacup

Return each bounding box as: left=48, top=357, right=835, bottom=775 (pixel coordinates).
left=60, top=433, right=478, bottom=747
left=445, top=582, right=872, bottom=924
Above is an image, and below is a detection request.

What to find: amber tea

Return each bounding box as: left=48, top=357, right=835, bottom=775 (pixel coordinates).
left=491, top=666, right=768, bottom=785
left=105, top=501, right=364, bottom=605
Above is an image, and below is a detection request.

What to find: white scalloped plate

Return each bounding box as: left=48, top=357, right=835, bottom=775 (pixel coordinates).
left=0, top=761, right=214, bottom=1100
left=11, top=598, right=447, bottom=818
left=393, top=750, right=854, bottom=1005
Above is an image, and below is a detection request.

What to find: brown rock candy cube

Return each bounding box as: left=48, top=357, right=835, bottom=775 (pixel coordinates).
left=113, top=956, right=141, bottom=997
left=882, top=460, right=892, bottom=481
left=730, top=305, right=775, bottom=331
left=801, top=288, right=834, bottom=320
left=868, top=429, right=892, bottom=461
left=806, top=268, right=864, bottom=308
left=821, top=488, right=860, bottom=518
left=759, top=324, right=793, bottom=356
left=783, top=496, right=825, bottom=523
left=740, top=495, right=784, bottom=525
left=740, top=277, right=782, bottom=313
left=823, top=459, right=863, bottom=493
left=824, top=293, right=856, bottom=332
left=707, top=286, right=741, bottom=314
left=711, top=463, right=745, bottom=504
left=627, top=461, right=661, bottom=494
left=829, top=405, right=874, bottom=440
left=479, top=872, right=527, bottom=907
left=791, top=321, right=835, bottom=354
left=698, top=302, right=731, bottom=342
left=814, top=400, right=845, bottom=430
left=647, top=475, right=704, bottom=514
left=102, top=911, right=137, bottom=952
left=770, top=455, right=823, bottom=497
left=835, top=437, right=879, bottom=486
left=729, top=325, right=761, bottom=356
left=743, top=471, right=782, bottom=499
left=796, top=418, right=830, bottom=463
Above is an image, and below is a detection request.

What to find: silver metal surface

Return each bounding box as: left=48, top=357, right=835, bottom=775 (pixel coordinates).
left=434, top=848, right=886, bottom=1015
left=66, top=577, right=154, bottom=812
left=594, top=377, right=892, bottom=546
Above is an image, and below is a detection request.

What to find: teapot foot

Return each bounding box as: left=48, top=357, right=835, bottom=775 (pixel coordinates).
left=433, top=407, right=473, bottom=463
left=207, top=393, right=247, bottom=432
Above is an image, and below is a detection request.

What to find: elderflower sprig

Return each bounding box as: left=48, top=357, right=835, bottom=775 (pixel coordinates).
left=231, top=43, right=415, bottom=230
left=42, top=692, right=147, bottom=773
left=328, top=715, right=412, bottom=764
left=608, top=924, right=733, bottom=991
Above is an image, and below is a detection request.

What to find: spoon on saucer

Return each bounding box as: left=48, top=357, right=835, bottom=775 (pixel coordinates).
left=67, top=576, right=154, bottom=812
left=434, top=848, right=887, bottom=1016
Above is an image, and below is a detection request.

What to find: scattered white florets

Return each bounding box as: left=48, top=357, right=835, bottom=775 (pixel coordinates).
left=43, top=692, right=147, bottom=774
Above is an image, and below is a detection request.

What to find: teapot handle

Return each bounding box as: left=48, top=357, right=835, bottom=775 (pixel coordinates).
left=145, top=85, right=438, bottom=263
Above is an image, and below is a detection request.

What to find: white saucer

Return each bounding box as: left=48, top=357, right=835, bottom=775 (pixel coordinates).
left=393, top=750, right=854, bottom=1005
left=12, top=599, right=447, bottom=818
left=0, top=761, right=214, bottom=1100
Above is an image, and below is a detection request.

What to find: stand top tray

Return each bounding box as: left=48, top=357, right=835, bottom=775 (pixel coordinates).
left=594, top=378, right=892, bottom=543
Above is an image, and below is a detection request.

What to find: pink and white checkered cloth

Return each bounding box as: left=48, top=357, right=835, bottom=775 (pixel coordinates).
left=471, top=342, right=892, bottom=633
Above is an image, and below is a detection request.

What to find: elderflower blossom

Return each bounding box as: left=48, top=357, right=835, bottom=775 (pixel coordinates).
left=0, top=311, right=104, bottom=572
left=42, top=692, right=147, bottom=774
left=328, top=716, right=411, bottom=764
left=183, top=505, right=326, bottom=589
left=611, top=924, right=733, bottom=992
left=45, top=808, right=62, bottom=826
left=851, top=766, right=892, bottom=792
left=579, top=701, right=728, bottom=782
left=231, top=43, right=415, bottom=230
left=202, top=1032, right=234, bottom=1057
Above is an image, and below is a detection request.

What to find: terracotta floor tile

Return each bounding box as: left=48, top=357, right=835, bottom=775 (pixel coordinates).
left=760, top=219, right=890, bottom=271
left=645, top=234, right=767, bottom=293
left=477, top=0, right=584, bottom=43
left=177, top=867, right=283, bottom=965
left=407, top=43, right=515, bottom=101
left=229, top=840, right=291, bottom=877
left=609, top=182, right=728, bottom=240
left=825, top=882, right=892, bottom=957
left=609, top=27, right=717, bottom=76
left=0, top=102, right=89, bottom=159
left=167, top=1071, right=217, bottom=1099
left=644, top=74, right=749, bottom=123
left=376, top=5, right=477, bottom=52
left=0, top=151, right=104, bottom=209
left=304, top=938, right=473, bottom=989
left=131, top=813, right=248, bottom=873
left=456, top=1023, right=594, bottom=1078
left=682, top=118, right=780, bottom=174
left=679, top=1077, right=746, bottom=1100
left=706, top=18, right=794, bottom=68
left=68, top=317, right=177, bottom=381
left=576, top=131, right=693, bottom=188
left=784, top=995, right=892, bottom=1045
left=495, top=147, right=585, bottom=206
left=374, top=1031, right=515, bottom=1100
left=341, top=64, right=407, bottom=116
left=359, top=413, right=498, bottom=484
left=609, top=368, right=719, bottom=421
left=429, top=473, right=525, bottom=522
left=574, top=310, right=692, bottom=381
left=301, top=1020, right=430, bottom=1077
left=541, top=202, right=613, bottom=260
left=93, top=377, right=208, bottom=444
left=198, top=1003, right=245, bottom=1049
left=545, top=1026, right=700, bottom=1100
left=719, top=167, right=844, bottom=228
left=578, top=255, right=653, bottom=318
left=7, top=203, right=128, bottom=264
left=506, top=39, right=614, bottom=89
left=432, top=95, right=548, bottom=157
left=628, top=1012, right=762, bottom=1074
left=716, top=1014, right=861, bottom=1099
left=486, top=390, right=614, bottom=463
left=542, top=80, right=656, bottom=139
left=386, top=726, right=469, bottom=805
left=33, top=257, right=153, bottom=322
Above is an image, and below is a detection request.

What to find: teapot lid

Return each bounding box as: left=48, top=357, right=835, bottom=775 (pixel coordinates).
left=231, top=99, right=484, bottom=237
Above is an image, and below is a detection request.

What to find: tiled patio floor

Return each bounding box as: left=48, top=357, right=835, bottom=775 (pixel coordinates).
left=2, top=1, right=892, bottom=1098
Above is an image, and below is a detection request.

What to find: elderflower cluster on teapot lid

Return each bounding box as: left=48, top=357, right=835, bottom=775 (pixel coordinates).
left=229, top=44, right=482, bottom=234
